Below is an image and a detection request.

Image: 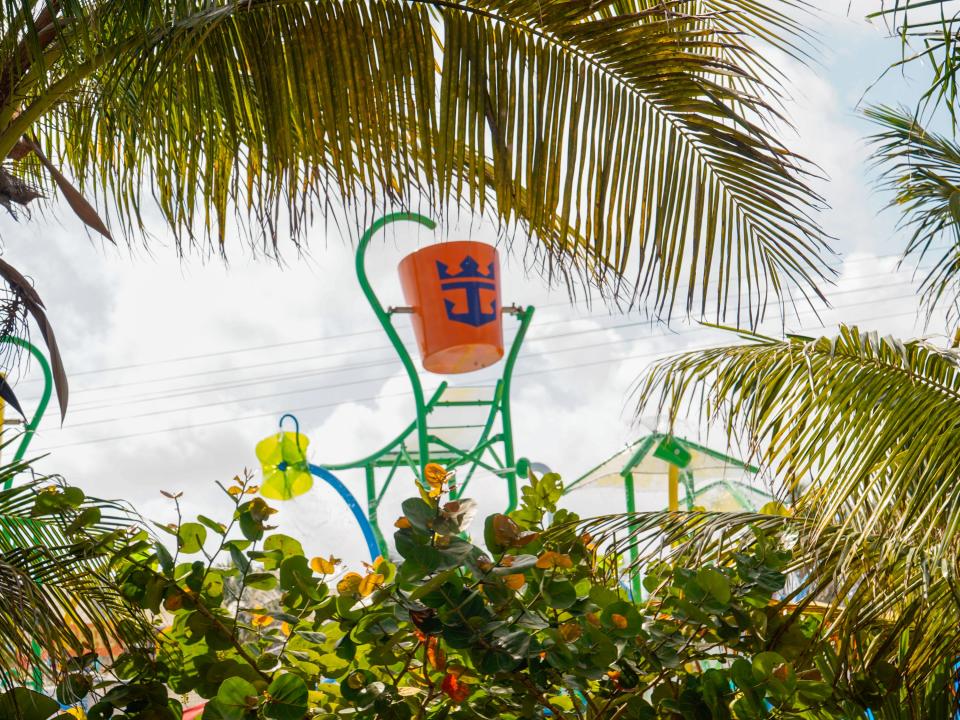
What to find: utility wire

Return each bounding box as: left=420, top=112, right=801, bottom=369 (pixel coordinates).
left=13, top=246, right=935, bottom=386
left=29, top=303, right=925, bottom=452
left=21, top=260, right=932, bottom=407
left=63, top=284, right=925, bottom=418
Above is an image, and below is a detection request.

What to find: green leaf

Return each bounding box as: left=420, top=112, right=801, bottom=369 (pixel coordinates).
left=245, top=572, right=278, bottom=591
left=542, top=579, right=577, bottom=610
left=279, top=555, right=319, bottom=599
left=0, top=688, right=61, bottom=720
left=177, top=522, right=207, bottom=554
left=155, top=541, right=175, bottom=576
left=401, top=498, right=436, bottom=532
left=197, top=514, right=227, bottom=535
left=263, top=674, right=308, bottom=720
left=752, top=651, right=788, bottom=683
left=66, top=506, right=101, bottom=534
left=56, top=672, right=92, bottom=704
left=263, top=534, right=305, bottom=569
left=227, top=540, right=252, bottom=574
left=696, top=568, right=731, bottom=604
left=215, top=676, right=259, bottom=720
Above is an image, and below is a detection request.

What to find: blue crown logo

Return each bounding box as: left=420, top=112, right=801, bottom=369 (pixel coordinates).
left=435, top=256, right=497, bottom=327
left=436, top=256, right=496, bottom=282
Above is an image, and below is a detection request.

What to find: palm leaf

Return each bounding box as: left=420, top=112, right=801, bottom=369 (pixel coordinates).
left=869, top=1, right=960, bottom=124
left=0, top=0, right=831, bottom=327
left=867, top=105, right=960, bottom=320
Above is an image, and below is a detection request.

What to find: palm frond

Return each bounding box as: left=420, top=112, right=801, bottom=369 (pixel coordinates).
left=0, top=463, right=146, bottom=688
left=0, top=0, right=832, bottom=326
left=867, top=105, right=960, bottom=320
left=869, top=0, right=960, bottom=124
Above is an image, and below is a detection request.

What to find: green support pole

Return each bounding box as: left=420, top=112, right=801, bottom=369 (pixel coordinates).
left=0, top=337, right=54, bottom=689
left=499, top=306, right=534, bottom=513
left=623, top=470, right=642, bottom=600
left=356, top=213, right=436, bottom=481
left=365, top=464, right=388, bottom=556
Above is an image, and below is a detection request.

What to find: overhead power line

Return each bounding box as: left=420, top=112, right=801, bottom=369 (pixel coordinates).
left=62, top=285, right=925, bottom=419
left=20, top=260, right=933, bottom=408
left=13, top=245, right=935, bottom=386
left=28, top=302, right=925, bottom=453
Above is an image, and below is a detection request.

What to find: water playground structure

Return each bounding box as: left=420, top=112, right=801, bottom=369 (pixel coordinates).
left=254, top=213, right=774, bottom=586
left=0, top=213, right=772, bottom=584
left=0, top=214, right=772, bottom=713
left=0, top=212, right=774, bottom=601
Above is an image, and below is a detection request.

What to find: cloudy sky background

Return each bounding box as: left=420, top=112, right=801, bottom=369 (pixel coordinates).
left=0, top=2, right=950, bottom=564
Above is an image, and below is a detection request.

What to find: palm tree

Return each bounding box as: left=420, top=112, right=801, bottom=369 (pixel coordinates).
left=600, top=327, right=960, bottom=707
left=0, top=457, right=144, bottom=692
left=0, top=0, right=832, bottom=417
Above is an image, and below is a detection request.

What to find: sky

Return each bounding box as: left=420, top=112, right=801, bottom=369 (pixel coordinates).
left=0, top=2, right=951, bottom=565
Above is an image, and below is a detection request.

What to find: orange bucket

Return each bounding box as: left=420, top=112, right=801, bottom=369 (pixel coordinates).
left=398, top=241, right=504, bottom=374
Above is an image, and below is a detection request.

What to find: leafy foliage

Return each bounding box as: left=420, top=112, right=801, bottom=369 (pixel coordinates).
left=870, top=1, right=960, bottom=125
left=30, top=467, right=893, bottom=719
left=0, top=459, right=151, bottom=701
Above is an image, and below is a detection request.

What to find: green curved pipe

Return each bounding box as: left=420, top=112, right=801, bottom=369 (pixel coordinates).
left=0, top=336, right=52, bottom=489
left=356, top=213, right=436, bottom=480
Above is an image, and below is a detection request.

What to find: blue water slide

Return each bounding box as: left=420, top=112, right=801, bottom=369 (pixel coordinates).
left=307, top=463, right=381, bottom=563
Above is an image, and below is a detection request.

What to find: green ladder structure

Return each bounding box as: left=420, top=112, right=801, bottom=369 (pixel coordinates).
left=316, top=214, right=534, bottom=557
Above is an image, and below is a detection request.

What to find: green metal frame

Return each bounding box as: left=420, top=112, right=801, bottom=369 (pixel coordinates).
left=0, top=336, right=54, bottom=689
left=1, top=335, right=53, bottom=488
left=564, top=433, right=767, bottom=599
left=319, top=213, right=534, bottom=556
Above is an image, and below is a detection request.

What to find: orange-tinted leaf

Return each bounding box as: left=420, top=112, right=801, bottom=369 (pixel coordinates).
left=503, top=574, right=526, bottom=590
left=251, top=613, right=273, bottom=628
left=611, top=613, right=628, bottom=630
left=358, top=572, right=385, bottom=597
left=337, top=572, right=363, bottom=595
left=395, top=517, right=412, bottom=529
left=515, top=531, right=540, bottom=547
left=426, top=637, right=446, bottom=671
left=492, top=514, right=521, bottom=546
left=310, top=556, right=338, bottom=575
left=536, top=551, right=573, bottom=569
left=163, top=593, right=183, bottom=612
left=424, top=463, right=448, bottom=488
left=441, top=673, right=470, bottom=703
left=559, top=622, right=582, bottom=642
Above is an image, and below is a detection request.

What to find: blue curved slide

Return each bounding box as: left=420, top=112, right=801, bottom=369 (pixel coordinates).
left=307, top=463, right=381, bottom=563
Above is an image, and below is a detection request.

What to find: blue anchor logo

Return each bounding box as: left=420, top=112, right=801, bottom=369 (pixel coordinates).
left=436, top=256, right=498, bottom=327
